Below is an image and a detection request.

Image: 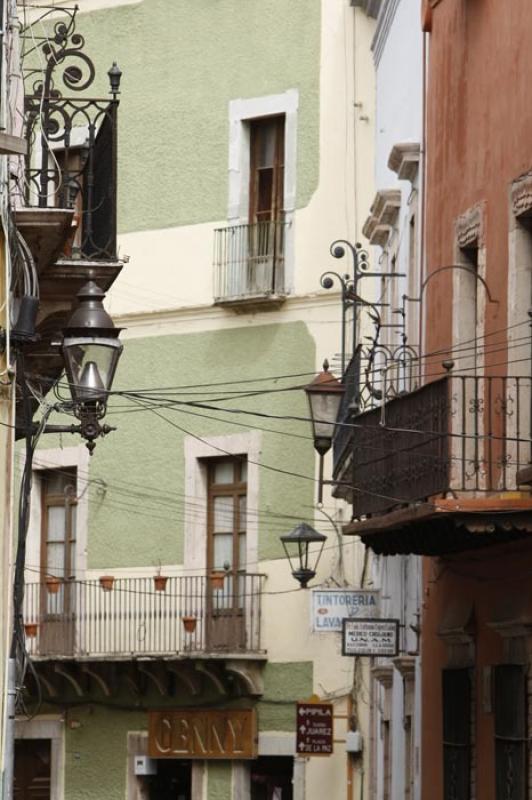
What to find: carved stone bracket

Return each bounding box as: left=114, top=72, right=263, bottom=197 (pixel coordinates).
left=195, top=662, right=228, bottom=695
left=511, top=171, right=532, bottom=219
left=388, top=143, right=420, bottom=184
left=225, top=659, right=264, bottom=697
left=455, top=203, right=485, bottom=249
left=363, top=189, right=402, bottom=248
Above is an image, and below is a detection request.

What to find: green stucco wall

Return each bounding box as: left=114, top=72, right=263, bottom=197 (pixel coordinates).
left=61, top=661, right=312, bottom=799
left=83, top=321, right=315, bottom=569
left=72, top=0, right=321, bottom=233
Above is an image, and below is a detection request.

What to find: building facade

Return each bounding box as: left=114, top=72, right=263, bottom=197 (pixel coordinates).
left=336, top=1, right=532, bottom=799
left=15, top=2, right=381, bottom=799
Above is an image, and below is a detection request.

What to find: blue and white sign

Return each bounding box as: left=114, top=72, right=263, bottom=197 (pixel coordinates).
left=312, top=588, right=380, bottom=632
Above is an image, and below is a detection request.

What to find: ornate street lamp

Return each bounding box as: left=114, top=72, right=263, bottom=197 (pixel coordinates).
left=62, top=281, right=123, bottom=452
left=280, top=523, right=327, bottom=589
left=304, top=360, right=344, bottom=503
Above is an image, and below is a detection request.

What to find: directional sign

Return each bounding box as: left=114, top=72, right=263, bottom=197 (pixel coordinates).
left=296, top=702, right=333, bottom=756
left=342, top=618, right=399, bottom=657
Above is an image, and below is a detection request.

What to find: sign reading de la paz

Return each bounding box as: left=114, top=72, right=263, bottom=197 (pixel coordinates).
left=296, top=702, right=333, bottom=756
left=312, top=588, right=380, bottom=632
left=342, top=618, right=399, bottom=657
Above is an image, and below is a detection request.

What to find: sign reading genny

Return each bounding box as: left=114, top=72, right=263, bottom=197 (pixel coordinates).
left=312, top=588, right=379, bottom=632
left=148, top=709, right=257, bottom=759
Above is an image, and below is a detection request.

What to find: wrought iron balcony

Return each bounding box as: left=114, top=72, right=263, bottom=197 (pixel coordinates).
left=23, top=573, right=264, bottom=659
left=20, top=14, right=119, bottom=262
left=213, top=220, right=288, bottom=306
left=334, top=374, right=532, bottom=519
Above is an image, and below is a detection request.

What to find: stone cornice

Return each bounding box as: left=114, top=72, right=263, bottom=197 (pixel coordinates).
left=388, top=142, right=421, bottom=184
left=372, top=0, right=401, bottom=66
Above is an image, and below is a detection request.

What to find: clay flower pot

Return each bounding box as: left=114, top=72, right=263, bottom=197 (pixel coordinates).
left=210, top=570, right=226, bottom=590
left=45, top=576, right=61, bottom=594
left=181, top=615, right=197, bottom=634
left=99, top=575, right=115, bottom=592
left=153, top=575, right=169, bottom=592
left=24, top=623, right=38, bottom=638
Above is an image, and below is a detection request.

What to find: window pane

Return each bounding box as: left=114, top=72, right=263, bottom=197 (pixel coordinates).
left=214, top=496, right=233, bottom=532
left=239, top=533, right=246, bottom=569
left=213, top=534, right=233, bottom=570
left=239, top=495, right=247, bottom=533
left=214, top=462, right=234, bottom=484
left=257, top=122, right=276, bottom=168
left=47, top=507, right=66, bottom=543
left=240, top=461, right=247, bottom=483
left=47, top=542, right=65, bottom=575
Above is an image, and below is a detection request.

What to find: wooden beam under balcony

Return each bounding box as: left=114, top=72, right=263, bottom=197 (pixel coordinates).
left=15, top=208, right=74, bottom=274
left=0, top=132, right=27, bottom=156
left=344, top=497, right=532, bottom=556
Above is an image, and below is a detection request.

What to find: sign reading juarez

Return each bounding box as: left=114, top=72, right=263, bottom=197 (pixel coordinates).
left=342, top=618, right=399, bottom=657
left=148, top=709, right=257, bottom=759
left=296, top=702, right=333, bottom=756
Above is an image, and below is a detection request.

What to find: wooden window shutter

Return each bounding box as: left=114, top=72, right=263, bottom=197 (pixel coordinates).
left=494, top=664, right=527, bottom=800
left=442, top=668, right=471, bottom=800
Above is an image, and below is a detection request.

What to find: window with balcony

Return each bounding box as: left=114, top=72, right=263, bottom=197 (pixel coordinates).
left=214, top=90, right=298, bottom=306
left=39, top=468, right=77, bottom=655
left=206, top=457, right=248, bottom=650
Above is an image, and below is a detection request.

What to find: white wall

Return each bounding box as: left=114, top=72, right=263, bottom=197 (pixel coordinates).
left=368, top=2, right=424, bottom=799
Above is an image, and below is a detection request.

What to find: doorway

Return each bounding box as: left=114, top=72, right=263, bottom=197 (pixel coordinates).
left=14, top=738, right=51, bottom=799
left=250, top=757, right=293, bottom=800
left=147, top=760, right=191, bottom=800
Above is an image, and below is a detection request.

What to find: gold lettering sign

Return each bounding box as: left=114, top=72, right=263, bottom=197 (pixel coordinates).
left=148, top=709, right=257, bottom=760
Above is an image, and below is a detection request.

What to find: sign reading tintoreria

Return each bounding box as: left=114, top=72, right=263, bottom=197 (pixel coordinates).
left=148, top=709, right=257, bottom=759
left=311, top=588, right=380, bottom=632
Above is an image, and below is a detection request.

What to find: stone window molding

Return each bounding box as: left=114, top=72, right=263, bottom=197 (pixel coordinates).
left=183, top=431, right=261, bottom=573
left=455, top=203, right=485, bottom=250
left=511, top=171, right=532, bottom=219
left=388, top=143, right=420, bottom=184
left=23, top=445, right=90, bottom=581
left=437, top=601, right=475, bottom=667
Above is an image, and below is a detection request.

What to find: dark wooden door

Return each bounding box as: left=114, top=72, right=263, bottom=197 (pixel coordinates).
left=14, top=739, right=51, bottom=800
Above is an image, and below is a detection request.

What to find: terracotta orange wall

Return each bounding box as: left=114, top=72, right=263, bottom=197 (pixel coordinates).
left=421, top=540, right=532, bottom=800
left=422, top=1, right=532, bottom=796
left=424, top=0, right=532, bottom=362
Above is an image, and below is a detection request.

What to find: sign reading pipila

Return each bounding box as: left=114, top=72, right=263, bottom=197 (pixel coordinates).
left=148, top=709, right=257, bottom=759
left=296, top=702, right=333, bottom=756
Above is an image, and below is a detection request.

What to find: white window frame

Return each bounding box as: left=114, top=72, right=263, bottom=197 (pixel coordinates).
left=24, top=445, right=90, bottom=582
left=183, top=432, right=261, bottom=574
left=228, top=90, right=298, bottom=293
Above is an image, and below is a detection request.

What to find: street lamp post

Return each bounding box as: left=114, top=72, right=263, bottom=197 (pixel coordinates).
left=61, top=281, right=123, bottom=452
left=304, top=360, right=344, bottom=504
left=280, top=523, right=327, bottom=589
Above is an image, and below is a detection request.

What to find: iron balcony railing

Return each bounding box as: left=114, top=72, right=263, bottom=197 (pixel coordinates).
left=23, top=573, right=264, bottom=659
left=333, top=375, right=532, bottom=518
left=23, top=94, right=118, bottom=261
left=333, top=352, right=360, bottom=473
left=213, top=220, right=288, bottom=302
